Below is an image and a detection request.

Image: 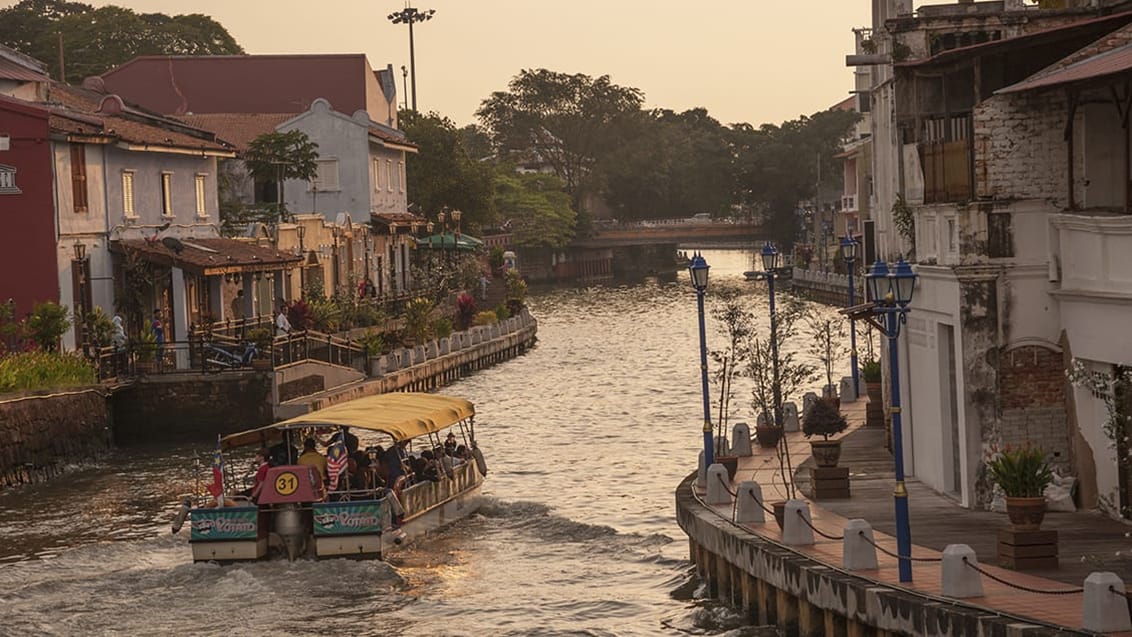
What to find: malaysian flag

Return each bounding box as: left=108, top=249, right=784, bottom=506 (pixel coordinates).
left=326, top=441, right=348, bottom=490
left=207, top=435, right=225, bottom=499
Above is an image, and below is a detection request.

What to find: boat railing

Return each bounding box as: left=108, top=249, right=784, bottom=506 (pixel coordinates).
left=399, top=461, right=477, bottom=517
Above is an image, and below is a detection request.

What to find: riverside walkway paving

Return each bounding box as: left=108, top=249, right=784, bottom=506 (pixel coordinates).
left=702, top=398, right=1132, bottom=635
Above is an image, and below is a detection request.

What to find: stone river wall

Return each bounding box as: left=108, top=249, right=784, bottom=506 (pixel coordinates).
left=0, top=388, right=111, bottom=488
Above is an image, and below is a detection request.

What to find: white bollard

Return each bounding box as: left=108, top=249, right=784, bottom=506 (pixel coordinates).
left=842, top=519, right=878, bottom=571
left=758, top=410, right=772, bottom=428
left=735, top=481, right=765, bottom=524
left=697, top=451, right=706, bottom=490
left=705, top=464, right=732, bottom=505
left=840, top=376, right=857, bottom=402
left=715, top=436, right=730, bottom=457
left=784, top=401, right=800, bottom=432
left=781, top=499, right=814, bottom=546
left=1083, top=572, right=1132, bottom=633
left=941, top=544, right=984, bottom=598
left=731, top=423, right=752, bottom=457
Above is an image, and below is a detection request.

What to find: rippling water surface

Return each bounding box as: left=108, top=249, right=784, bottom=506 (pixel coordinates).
left=0, top=248, right=848, bottom=636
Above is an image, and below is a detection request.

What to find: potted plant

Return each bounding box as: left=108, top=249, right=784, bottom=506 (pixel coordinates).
left=987, top=445, right=1054, bottom=530
left=802, top=396, right=848, bottom=467
left=135, top=321, right=157, bottom=373
left=861, top=357, right=884, bottom=428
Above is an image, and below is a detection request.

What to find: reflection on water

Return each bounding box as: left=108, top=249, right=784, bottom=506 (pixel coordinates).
left=0, top=248, right=838, bottom=635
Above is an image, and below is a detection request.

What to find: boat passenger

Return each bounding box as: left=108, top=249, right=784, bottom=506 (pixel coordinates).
left=444, top=432, right=458, bottom=455
left=453, top=445, right=469, bottom=465
left=240, top=448, right=271, bottom=502
left=297, top=437, right=327, bottom=481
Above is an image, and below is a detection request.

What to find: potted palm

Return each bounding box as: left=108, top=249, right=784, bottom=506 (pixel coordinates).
left=987, top=445, right=1054, bottom=530
left=802, top=396, right=848, bottom=467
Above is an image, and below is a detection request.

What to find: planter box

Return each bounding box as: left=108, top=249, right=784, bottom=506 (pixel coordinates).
left=997, top=528, right=1058, bottom=570
left=810, top=466, right=850, bottom=500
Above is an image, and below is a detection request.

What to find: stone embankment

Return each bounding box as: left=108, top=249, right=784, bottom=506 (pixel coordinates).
left=0, top=388, right=111, bottom=488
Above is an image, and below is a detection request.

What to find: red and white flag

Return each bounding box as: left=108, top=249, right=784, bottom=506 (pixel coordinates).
left=327, top=441, right=348, bottom=490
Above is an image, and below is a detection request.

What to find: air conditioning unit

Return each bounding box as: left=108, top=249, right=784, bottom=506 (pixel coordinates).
left=0, top=134, right=9, bottom=151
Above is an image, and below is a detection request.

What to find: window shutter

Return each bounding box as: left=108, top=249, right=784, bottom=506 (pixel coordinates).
left=71, top=145, right=88, bottom=212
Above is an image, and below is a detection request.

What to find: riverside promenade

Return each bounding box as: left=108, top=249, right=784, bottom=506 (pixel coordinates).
left=676, top=398, right=1132, bottom=636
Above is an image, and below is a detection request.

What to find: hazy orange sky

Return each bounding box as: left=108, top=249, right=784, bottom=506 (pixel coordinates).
left=9, top=0, right=879, bottom=128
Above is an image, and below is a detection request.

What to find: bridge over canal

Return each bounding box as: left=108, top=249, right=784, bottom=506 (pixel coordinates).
left=582, top=219, right=768, bottom=247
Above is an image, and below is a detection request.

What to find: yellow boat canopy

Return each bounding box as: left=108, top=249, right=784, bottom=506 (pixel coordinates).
left=221, top=392, right=475, bottom=450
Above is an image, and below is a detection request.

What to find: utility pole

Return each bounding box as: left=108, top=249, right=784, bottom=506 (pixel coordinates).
left=387, top=5, right=435, bottom=112
left=401, top=65, right=409, bottom=111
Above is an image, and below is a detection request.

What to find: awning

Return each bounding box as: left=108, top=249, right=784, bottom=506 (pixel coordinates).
left=221, top=392, right=475, bottom=448
left=111, top=237, right=302, bottom=276
left=997, top=42, right=1132, bottom=95
left=417, top=232, right=484, bottom=251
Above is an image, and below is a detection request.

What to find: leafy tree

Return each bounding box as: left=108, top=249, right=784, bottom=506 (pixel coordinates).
left=242, top=130, right=319, bottom=221
left=27, top=301, right=70, bottom=352
left=600, top=108, right=733, bottom=221
left=0, top=0, right=243, bottom=83
left=494, top=171, right=576, bottom=249
left=729, top=108, right=859, bottom=249
left=400, top=110, right=496, bottom=231
left=477, top=69, right=644, bottom=213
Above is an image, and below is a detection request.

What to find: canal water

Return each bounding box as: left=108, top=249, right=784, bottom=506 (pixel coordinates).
left=0, top=248, right=852, bottom=636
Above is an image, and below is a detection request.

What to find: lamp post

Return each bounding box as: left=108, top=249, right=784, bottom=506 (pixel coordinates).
left=688, top=252, right=713, bottom=469
left=840, top=235, right=860, bottom=399
left=761, top=243, right=783, bottom=433
left=426, top=221, right=435, bottom=274
left=865, top=256, right=918, bottom=583
left=296, top=223, right=306, bottom=296
left=452, top=209, right=462, bottom=270
left=437, top=208, right=448, bottom=270
left=387, top=5, right=435, bottom=113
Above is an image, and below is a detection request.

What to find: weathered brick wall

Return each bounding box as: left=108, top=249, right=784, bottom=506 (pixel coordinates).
left=974, top=91, right=1081, bottom=206
left=111, top=373, right=273, bottom=443
left=997, top=345, right=1071, bottom=472
left=0, top=388, right=111, bottom=488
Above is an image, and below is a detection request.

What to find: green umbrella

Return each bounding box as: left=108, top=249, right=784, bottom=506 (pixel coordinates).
left=417, top=232, right=483, bottom=251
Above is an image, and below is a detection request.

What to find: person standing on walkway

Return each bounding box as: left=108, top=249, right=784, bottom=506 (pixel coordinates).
left=230, top=289, right=245, bottom=322
left=275, top=303, right=292, bottom=336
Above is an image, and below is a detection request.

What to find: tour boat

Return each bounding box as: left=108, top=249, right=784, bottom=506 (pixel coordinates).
left=176, top=392, right=487, bottom=563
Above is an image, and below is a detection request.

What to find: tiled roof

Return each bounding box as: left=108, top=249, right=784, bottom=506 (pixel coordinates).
left=112, top=237, right=301, bottom=275
left=369, top=125, right=416, bottom=149
left=38, top=83, right=233, bottom=153
left=175, top=113, right=292, bottom=152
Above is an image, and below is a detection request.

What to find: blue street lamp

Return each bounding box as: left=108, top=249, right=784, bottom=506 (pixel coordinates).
left=866, top=256, right=917, bottom=583
left=761, top=243, right=783, bottom=434
left=840, top=235, right=860, bottom=399
left=689, top=252, right=714, bottom=469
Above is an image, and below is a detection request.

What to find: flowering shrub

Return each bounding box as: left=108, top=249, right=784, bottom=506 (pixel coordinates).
left=473, top=311, right=499, bottom=326
left=456, top=292, right=477, bottom=329
left=987, top=445, right=1053, bottom=498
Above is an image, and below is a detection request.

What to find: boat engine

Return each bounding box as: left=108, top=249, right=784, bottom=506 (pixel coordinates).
left=273, top=503, right=306, bottom=560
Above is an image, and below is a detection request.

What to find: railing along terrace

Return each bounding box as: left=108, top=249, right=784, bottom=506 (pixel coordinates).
left=273, top=330, right=367, bottom=372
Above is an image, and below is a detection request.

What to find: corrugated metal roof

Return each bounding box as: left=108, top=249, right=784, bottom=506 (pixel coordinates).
left=0, top=56, right=49, bottom=83
left=997, top=42, right=1132, bottom=94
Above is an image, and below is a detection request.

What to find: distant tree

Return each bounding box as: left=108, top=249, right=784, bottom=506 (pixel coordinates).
left=494, top=171, right=576, bottom=249
left=242, top=130, right=319, bottom=222
left=477, top=69, right=644, bottom=213
left=599, top=108, right=733, bottom=221
left=0, top=0, right=243, bottom=83
left=400, top=110, right=496, bottom=232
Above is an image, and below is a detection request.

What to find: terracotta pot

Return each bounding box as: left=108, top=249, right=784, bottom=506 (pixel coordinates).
left=756, top=425, right=783, bottom=449
left=716, top=455, right=739, bottom=481
left=1005, top=496, right=1046, bottom=531
left=772, top=501, right=787, bottom=530
left=810, top=440, right=842, bottom=468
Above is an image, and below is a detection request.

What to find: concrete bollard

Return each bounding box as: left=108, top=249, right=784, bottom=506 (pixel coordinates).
left=413, top=345, right=426, bottom=365
left=1083, top=572, right=1132, bottom=633
left=842, top=519, right=878, bottom=571
left=802, top=392, right=819, bottom=418
left=705, top=464, right=732, bottom=505
left=782, top=500, right=814, bottom=546
left=439, top=337, right=450, bottom=355
left=735, top=481, right=765, bottom=524
left=758, top=411, right=772, bottom=428
left=731, top=423, right=752, bottom=457
left=941, top=544, right=984, bottom=598
left=783, top=401, right=800, bottom=432
left=840, top=376, right=857, bottom=402
left=369, top=357, right=385, bottom=377
left=426, top=341, right=439, bottom=359
left=697, top=451, right=706, bottom=490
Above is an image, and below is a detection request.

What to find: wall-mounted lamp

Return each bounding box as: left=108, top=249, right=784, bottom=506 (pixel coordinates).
left=73, top=241, right=86, bottom=260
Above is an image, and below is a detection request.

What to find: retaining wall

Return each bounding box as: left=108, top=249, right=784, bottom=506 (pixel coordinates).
left=110, top=373, right=274, bottom=443
left=0, top=388, right=112, bottom=488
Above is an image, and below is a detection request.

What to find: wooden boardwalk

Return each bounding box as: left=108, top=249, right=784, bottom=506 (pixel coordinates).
left=712, top=397, right=1132, bottom=635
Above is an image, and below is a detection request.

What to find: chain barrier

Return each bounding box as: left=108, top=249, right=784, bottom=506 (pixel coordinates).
left=714, top=473, right=737, bottom=497
left=857, top=530, right=942, bottom=563
left=960, top=557, right=1083, bottom=595
left=794, top=508, right=844, bottom=541
left=745, top=488, right=777, bottom=517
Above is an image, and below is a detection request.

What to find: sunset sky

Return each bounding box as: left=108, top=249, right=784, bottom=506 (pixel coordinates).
left=7, top=0, right=882, bottom=128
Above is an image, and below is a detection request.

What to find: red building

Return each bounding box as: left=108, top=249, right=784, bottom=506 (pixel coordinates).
left=0, top=94, right=57, bottom=318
